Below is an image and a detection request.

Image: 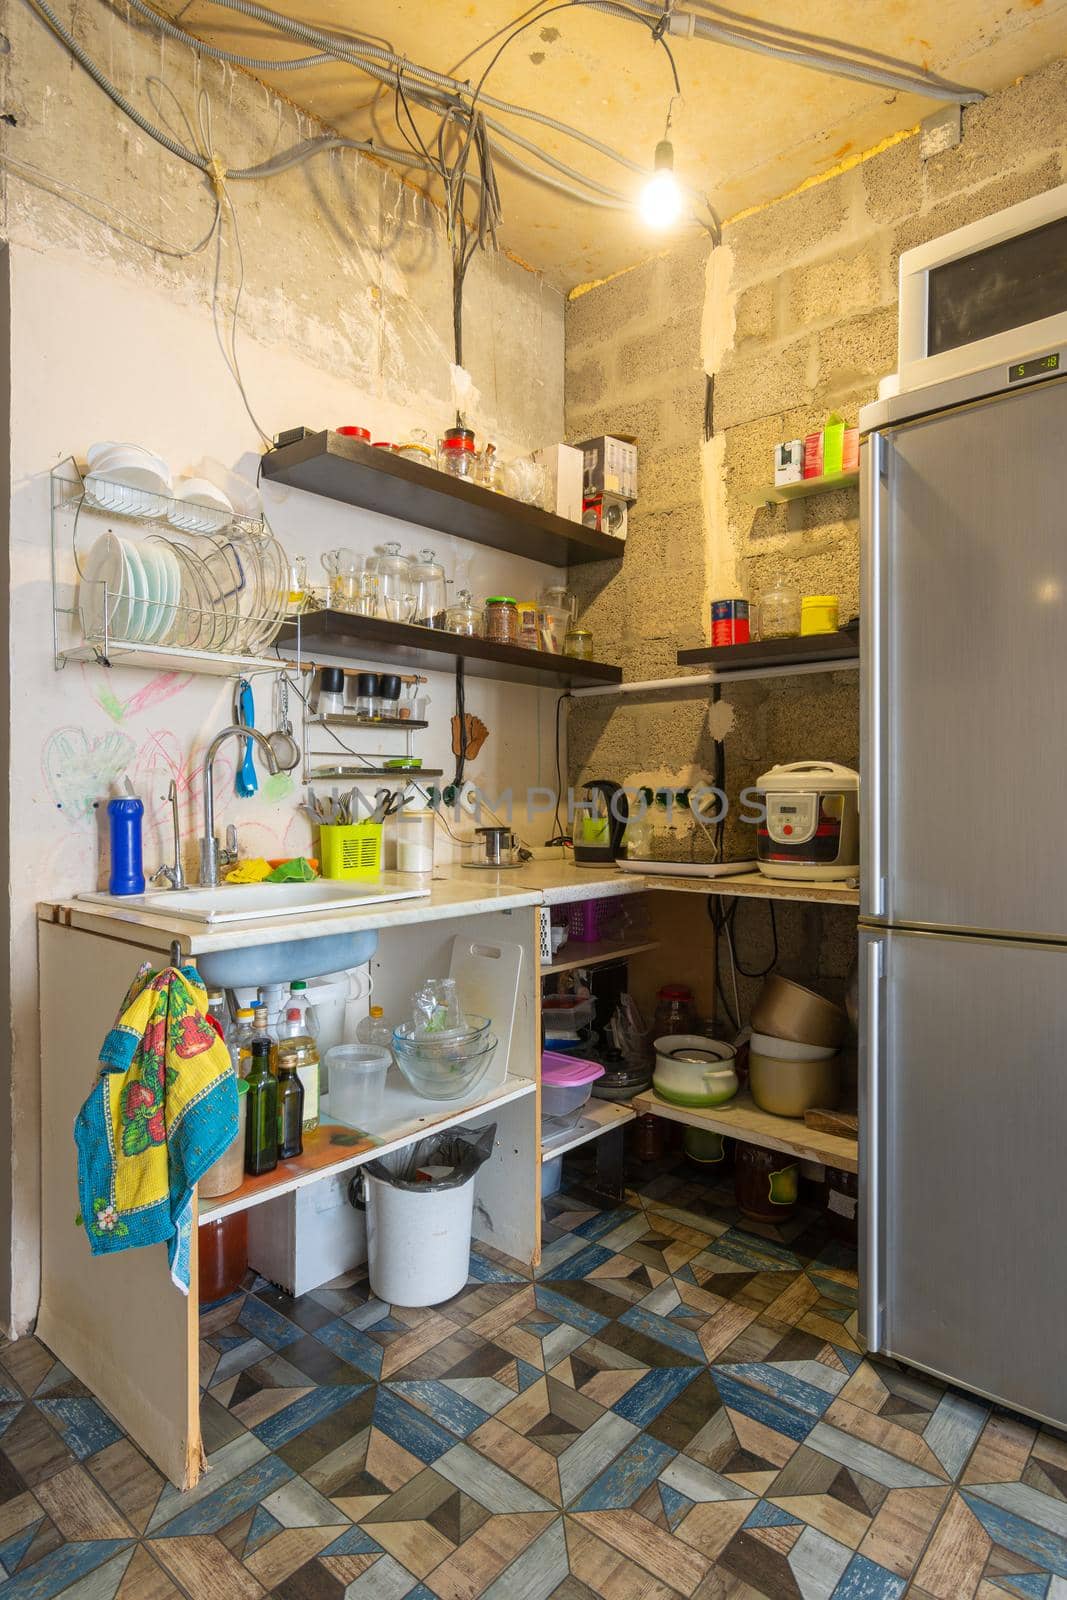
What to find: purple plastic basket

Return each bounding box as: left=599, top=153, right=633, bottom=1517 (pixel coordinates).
left=567, top=898, right=613, bottom=943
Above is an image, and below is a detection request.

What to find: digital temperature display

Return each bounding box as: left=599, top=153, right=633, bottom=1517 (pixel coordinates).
left=1008, top=353, right=1061, bottom=383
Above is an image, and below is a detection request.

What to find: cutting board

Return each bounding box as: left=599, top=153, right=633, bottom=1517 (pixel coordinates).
left=448, top=935, right=524, bottom=1084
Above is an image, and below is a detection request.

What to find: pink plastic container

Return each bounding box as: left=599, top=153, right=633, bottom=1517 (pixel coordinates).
left=567, top=899, right=614, bottom=943
left=542, top=1050, right=604, bottom=1118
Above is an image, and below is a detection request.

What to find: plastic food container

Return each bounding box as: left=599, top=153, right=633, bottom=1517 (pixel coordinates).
left=326, top=1044, right=391, bottom=1126
left=800, top=595, right=839, bottom=635
left=542, top=1050, right=604, bottom=1118
left=541, top=995, right=595, bottom=1042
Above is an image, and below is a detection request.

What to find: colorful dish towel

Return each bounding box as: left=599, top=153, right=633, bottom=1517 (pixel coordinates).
left=75, top=962, right=239, bottom=1294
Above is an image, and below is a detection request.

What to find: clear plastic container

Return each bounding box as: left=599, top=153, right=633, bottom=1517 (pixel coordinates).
left=541, top=1051, right=605, bottom=1119
left=326, top=1044, right=391, bottom=1126
left=396, top=809, right=435, bottom=873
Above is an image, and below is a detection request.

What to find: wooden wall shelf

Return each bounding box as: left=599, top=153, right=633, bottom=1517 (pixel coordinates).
left=678, top=628, right=859, bottom=673
left=278, top=611, right=623, bottom=690
left=262, top=431, right=623, bottom=567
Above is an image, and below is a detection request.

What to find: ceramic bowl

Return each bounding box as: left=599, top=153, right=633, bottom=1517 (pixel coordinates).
left=750, top=976, right=847, bottom=1048
left=652, top=1034, right=738, bottom=1109
left=750, top=1030, right=838, bottom=1062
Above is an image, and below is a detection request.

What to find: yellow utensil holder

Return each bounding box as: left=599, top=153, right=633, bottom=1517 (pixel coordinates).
left=319, top=822, right=383, bottom=880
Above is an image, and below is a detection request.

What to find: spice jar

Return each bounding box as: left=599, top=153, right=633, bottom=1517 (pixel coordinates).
left=484, top=596, right=520, bottom=646
left=438, top=426, right=476, bottom=479
left=755, top=578, right=802, bottom=640
left=654, top=984, right=697, bottom=1037
left=564, top=628, right=593, bottom=659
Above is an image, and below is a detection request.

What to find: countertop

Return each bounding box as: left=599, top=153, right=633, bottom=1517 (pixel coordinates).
left=38, top=858, right=645, bottom=954
left=38, top=857, right=858, bottom=954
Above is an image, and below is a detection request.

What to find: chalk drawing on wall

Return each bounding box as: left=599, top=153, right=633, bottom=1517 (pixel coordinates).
left=80, top=663, right=193, bottom=725
left=42, top=727, right=138, bottom=825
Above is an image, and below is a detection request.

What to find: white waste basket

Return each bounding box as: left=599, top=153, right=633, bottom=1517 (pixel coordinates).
left=356, top=1122, right=496, bottom=1308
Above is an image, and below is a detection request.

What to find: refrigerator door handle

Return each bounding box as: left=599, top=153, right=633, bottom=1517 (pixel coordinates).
left=861, top=431, right=887, bottom=918
left=862, top=933, right=884, bottom=1352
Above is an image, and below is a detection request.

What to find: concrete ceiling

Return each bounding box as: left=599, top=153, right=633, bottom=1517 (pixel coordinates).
left=164, top=0, right=1067, bottom=288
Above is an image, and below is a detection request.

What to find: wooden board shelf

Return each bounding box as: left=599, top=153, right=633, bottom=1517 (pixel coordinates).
left=278, top=611, right=623, bottom=690
left=632, top=1087, right=858, bottom=1173
left=647, top=871, right=859, bottom=908
left=541, top=1101, right=635, bottom=1159
left=743, top=470, right=859, bottom=507
left=678, top=628, right=859, bottom=672
left=262, top=431, right=623, bottom=567
left=543, top=937, right=660, bottom=974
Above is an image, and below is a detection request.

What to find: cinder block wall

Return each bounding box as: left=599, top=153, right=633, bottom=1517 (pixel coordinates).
left=564, top=57, right=1067, bottom=1019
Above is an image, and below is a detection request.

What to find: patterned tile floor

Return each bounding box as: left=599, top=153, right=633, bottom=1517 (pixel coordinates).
left=0, top=1166, right=1064, bottom=1597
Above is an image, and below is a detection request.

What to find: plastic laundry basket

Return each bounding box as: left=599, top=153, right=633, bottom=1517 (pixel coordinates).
left=358, top=1124, right=496, bottom=1307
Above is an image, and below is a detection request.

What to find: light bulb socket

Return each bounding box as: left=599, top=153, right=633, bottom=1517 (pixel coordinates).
left=653, top=139, right=674, bottom=172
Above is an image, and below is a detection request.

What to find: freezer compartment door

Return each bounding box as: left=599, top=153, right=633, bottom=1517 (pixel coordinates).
left=862, top=377, right=1067, bottom=936
left=860, top=925, right=1067, bottom=1425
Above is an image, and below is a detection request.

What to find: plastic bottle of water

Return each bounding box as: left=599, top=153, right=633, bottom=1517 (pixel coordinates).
left=356, top=1004, right=393, bottom=1050
left=288, top=979, right=319, bottom=1039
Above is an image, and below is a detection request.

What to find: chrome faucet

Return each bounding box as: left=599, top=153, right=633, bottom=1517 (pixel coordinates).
left=199, top=724, right=279, bottom=887
left=152, top=779, right=187, bottom=891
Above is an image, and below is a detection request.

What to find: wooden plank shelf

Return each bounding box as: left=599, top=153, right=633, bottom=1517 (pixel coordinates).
left=648, top=871, right=859, bottom=908
left=743, top=470, right=859, bottom=507
left=262, top=431, right=623, bottom=567
left=541, top=1101, right=635, bottom=1159
left=543, top=938, right=660, bottom=975
left=278, top=611, right=623, bottom=690
left=632, top=1088, right=858, bottom=1173
left=678, top=628, right=859, bottom=672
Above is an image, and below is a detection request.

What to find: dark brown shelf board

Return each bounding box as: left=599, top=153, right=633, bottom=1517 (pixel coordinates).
left=678, top=628, right=859, bottom=672
left=278, top=612, right=623, bottom=690
left=262, top=431, right=623, bottom=567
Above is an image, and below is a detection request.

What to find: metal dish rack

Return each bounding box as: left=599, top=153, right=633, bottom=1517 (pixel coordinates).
left=50, top=458, right=303, bottom=677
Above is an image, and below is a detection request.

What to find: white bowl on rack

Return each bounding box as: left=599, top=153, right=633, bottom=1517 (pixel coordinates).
left=171, top=478, right=233, bottom=534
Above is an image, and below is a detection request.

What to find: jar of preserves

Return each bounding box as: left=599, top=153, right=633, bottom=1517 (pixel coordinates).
left=484, top=596, right=519, bottom=645
left=564, top=628, right=593, bottom=659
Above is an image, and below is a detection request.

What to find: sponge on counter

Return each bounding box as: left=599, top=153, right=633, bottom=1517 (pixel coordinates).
left=266, top=857, right=319, bottom=882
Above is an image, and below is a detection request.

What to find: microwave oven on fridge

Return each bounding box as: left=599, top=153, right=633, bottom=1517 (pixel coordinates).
left=896, top=181, right=1067, bottom=395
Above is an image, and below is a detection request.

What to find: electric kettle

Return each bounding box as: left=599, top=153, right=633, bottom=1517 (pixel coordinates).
left=573, top=779, right=628, bottom=866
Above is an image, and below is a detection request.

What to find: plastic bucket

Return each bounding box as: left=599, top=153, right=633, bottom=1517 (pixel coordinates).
left=326, top=1044, right=390, bottom=1127
left=365, top=1169, right=475, bottom=1307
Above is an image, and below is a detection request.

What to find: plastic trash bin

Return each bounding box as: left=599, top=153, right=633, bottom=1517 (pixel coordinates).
left=354, top=1123, right=496, bottom=1307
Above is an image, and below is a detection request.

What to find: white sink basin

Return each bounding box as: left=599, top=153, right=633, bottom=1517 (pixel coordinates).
left=79, top=879, right=430, bottom=925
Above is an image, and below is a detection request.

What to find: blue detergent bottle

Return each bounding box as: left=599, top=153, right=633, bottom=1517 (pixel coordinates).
left=108, top=796, right=145, bottom=895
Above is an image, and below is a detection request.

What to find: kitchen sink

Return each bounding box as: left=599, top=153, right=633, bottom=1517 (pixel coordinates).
left=79, top=879, right=430, bottom=925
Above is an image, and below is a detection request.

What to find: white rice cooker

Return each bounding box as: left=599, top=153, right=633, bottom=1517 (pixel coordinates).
left=754, top=761, right=859, bottom=883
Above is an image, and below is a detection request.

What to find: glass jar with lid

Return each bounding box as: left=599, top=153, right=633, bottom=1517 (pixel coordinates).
left=564, top=628, right=593, bottom=660
left=368, top=542, right=415, bottom=623
left=445, top=588, right=482, bottom=636
left=755, top=576, right=802, bottom=640
left=438, top=426, right=476, bottom=478
left=654, top=984, right=697, bottom=1037
left=410, top=548, right=448, bottom=628
left=484, top=597, right=520, bottom=646
left=395, top=428, right=435, bottom=466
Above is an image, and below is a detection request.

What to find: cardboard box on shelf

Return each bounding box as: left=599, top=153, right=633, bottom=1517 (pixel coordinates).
left=532, top=442, right=584, bottom=522
left=774, top=440, right=804, bottom=486
left=576, top=435, right=638, bottom=503
left=582, top=494, right=628, bottom=540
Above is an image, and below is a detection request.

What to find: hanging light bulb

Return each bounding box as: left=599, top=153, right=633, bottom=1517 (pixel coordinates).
left=640, top=139, right=683, bottom=228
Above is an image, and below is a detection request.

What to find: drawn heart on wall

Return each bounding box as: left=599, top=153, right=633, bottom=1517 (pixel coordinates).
left=81, top=664, right=193, bottom=726
left=43, top=727, right=137, bottom=824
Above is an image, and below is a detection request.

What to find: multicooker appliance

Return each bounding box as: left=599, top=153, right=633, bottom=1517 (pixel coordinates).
left=754, top=761, right=859, bottom=883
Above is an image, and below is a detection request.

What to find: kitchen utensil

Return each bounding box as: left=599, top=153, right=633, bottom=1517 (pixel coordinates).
left=754, top=761, right=859, bottom=883
left=316, top=667, right=346, bottom=718
left=391, top=1027, right=498, bottom=1100
left=750, top=975, right=848, bottom=1048
left=573, top=779, right=628, bottom=866
left=749, top=1050, right=842, bottom=1117
left=235, top=679, right=258, bottom=798
left=750, top=1030, right=838, bottom=1061
left=460, top=826, right=520, bottom=869
left=652, top=1034, right=738, bottom=1107
left=267, top=676, right=301, bottom=771
left=755, top=577, right=802, bottom=640
left=411, top=549, right=448, bottom=628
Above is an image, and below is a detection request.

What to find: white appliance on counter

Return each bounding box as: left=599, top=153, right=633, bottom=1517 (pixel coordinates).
left=860, top=321, right=1067, bottom=1427
left=754, top=761, right=859, bottom=883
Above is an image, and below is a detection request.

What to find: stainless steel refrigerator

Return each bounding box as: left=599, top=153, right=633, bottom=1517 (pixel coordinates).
left=859, top=367, right=1067, bottom=1429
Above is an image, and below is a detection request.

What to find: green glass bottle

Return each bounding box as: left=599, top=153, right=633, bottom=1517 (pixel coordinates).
left=244, top=1039, right=278, bottom=1176
left=277, top=1061, right=305, bottom=1160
